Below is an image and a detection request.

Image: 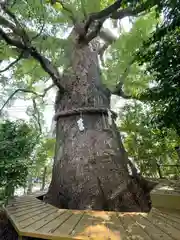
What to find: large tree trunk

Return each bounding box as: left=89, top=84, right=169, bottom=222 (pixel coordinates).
left=46, top=36, right=150, bottom=212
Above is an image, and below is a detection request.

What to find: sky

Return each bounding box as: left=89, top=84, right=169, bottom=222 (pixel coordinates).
left=3, top=17, right=132, bottom=132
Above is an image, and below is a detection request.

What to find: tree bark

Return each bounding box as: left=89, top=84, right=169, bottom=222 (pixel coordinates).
left=46, top=35, right=150, bottom=212
left=27, top=175, right=33, bottom=194
left=41, top=166, right=47, bottom=191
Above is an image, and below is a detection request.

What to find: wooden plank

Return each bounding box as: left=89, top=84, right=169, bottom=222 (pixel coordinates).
left=7, top=199, right=39, bottom=208
left=21, top=209, right=67, bottom=230
left=148, top=208, right=180, bottom=239
left=34, top=210, right=75, bottom=234
left=151, top=192, right=180, bottom=210
left=151, top=208, right=180, bottom=230
left=157, top=207, right=180, bottom=220
left=15, top=204, right=55, bottom=222
left=3, top=206, right=21, bottom=236
left=117, top=212, right=152, bottom=240
left=150, top=180, right=180, bottom=210
left=8, top=196, right=38, bottom=203
left=132, top=212, right=173, bottom=240
left=7, top=199, right=38, bottom=208
left=12, top=196, right=39, bottom=202
left=17, top=209, right=57, bottom=231
left=20, top=229, right=83, bottom=240
left=101, top=211, right=127, bottom=240
left=7, top=201, right=44, bottom=214
left=71, top=211, right=104, bottom=238
left=154, top=208, right=180, bottom=223
left=71, top=210, right=126, bottom=240
left=12, top=203, right=47, bottom=217
left=53, top=211, right=84, bottom=236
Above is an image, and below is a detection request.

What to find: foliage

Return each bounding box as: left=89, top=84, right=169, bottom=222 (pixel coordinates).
left=32, top=137, right=55, bottom=180
left=0, top=0, right=158, bottom=100
left=104, top=10, right=158, bottom=94
left=136, top=0, right=180, bottom=135
left=0, top=120, right=38, bottom=203
left=118, top=102, right=180, bottom=178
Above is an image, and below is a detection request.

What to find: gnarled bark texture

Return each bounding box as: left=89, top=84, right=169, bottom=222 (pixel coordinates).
left=46, top=36, right=151, bottom=212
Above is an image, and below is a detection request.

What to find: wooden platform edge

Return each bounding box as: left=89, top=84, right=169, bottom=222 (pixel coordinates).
left=3, top=204, right=85, bottom=240
left=19, top=229, right=85, bottom=240
left=150, top=181, right=180, bottom=210
left=3, top=205, right=21, bottom=236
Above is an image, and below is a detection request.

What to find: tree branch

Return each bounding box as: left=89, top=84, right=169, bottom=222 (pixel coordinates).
left=112, top=60, right=134, bottom=98
left=112, top=82, right=131, bottom=99
left=85, top=0, right=123, bottom=32
left=0, top=52, right=23, bottom=73
left=0, top=28, right=64, bottom=91
left=98, top=28, right=117, bottom=60
left=99, top=42, right=109, bottom=64
left=85, top=18, right=105, bottom=43
left=77, top=0, right=123, bottom=42
left=111, top=1, right=157, bottom=20
left=0, top=15, right=23, bottom=39
left=32, top=98, right=42, bottom=134
left=81, top=0, right=156, bottom=44
left=0, top=84, right=55, bottom=114
left=100, top=28, right=117, bottom=43
left=0, top=3, right=30, bottom=44
left=41, top=83, right=55, bottom=97
left=31, top=0, right=45, bottom=42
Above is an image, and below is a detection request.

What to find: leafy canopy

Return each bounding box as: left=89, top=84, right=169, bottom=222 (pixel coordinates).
left=0, top=0, right=158, bottom=111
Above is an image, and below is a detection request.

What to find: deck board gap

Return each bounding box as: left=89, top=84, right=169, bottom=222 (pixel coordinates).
left=14, top=204, right=48, bottom=217
left=21, top=209, right=57, bottom=229
left=129, top=215, right=154, bottom=240
left=10, top=202, right=44, bottom=213
left=153, top=213, right=180, bottom=231
left=69, top=212, right=85, bottom=235
left=9, top=201, right=42, bottom=208
left=154, top=209, right=180, bottom=225
left=142, top=214, right=178, bottom=240
left=116, top=213, right=133, bottom=238
left=18, top=205, right=55, bottom=222
left=35, top=210, right=67, bottom=231
left=49, top=213, right=74, bottom=233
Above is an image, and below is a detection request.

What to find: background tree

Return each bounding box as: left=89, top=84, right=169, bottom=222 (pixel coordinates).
left=0, top=0, right=162, bottom=211
left=0, top=120, right=38, bottom=204
left=33, top=137, right=55, bottom=191
left=136, top=0, right=180, bottom=136
left=118, top=101, right=180, bottom=179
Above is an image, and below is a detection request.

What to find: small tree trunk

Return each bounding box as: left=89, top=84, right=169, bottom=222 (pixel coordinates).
left=27, top=175, right=33, bottom=194
left=46, top=36, right=150, bottom=212
left=156, top=163, right=163, bottom=179
left=175, top=146, right=180, bottom=163
left=41, top=166, right=47, bottom=191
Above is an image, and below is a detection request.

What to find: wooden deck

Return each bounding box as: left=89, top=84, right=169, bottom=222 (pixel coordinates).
left=4, top=192, right=180, bottom=239
left=150, top=179, right=180, bottom=210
